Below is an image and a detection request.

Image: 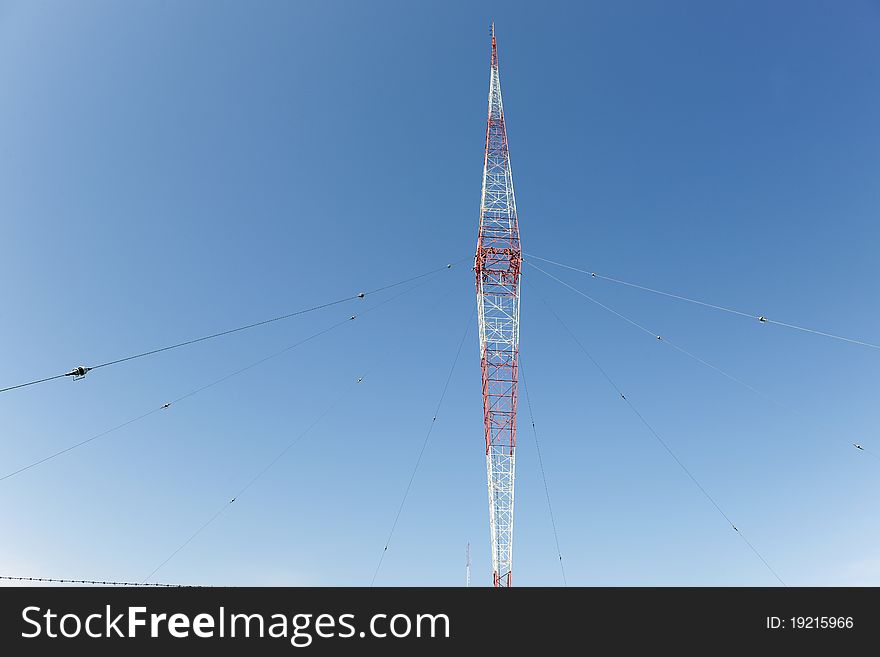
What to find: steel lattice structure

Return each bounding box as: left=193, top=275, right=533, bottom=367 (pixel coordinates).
left=474, top=25, right=522, bottom=588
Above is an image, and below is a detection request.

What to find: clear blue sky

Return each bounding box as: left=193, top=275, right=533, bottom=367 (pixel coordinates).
left=1, top=0, right=879, bottom=587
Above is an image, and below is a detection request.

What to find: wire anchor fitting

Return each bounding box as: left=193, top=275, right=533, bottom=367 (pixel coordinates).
left=65, top=365, right=92, bottom=381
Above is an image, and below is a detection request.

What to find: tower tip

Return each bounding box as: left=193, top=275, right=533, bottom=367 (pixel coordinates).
left=489, top=22, right=498, bottom=69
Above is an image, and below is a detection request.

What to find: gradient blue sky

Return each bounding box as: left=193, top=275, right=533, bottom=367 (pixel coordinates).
left=2, top=0, right=879, bottom=586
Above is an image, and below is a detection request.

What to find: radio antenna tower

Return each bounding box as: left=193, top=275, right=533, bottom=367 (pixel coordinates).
left=474, top=23, right=522, bottom=588
left=466, top=542, right=471, bottom=587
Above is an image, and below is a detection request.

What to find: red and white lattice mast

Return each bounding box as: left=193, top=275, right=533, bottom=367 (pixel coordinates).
left=475, top=24, right=522, bottom=588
